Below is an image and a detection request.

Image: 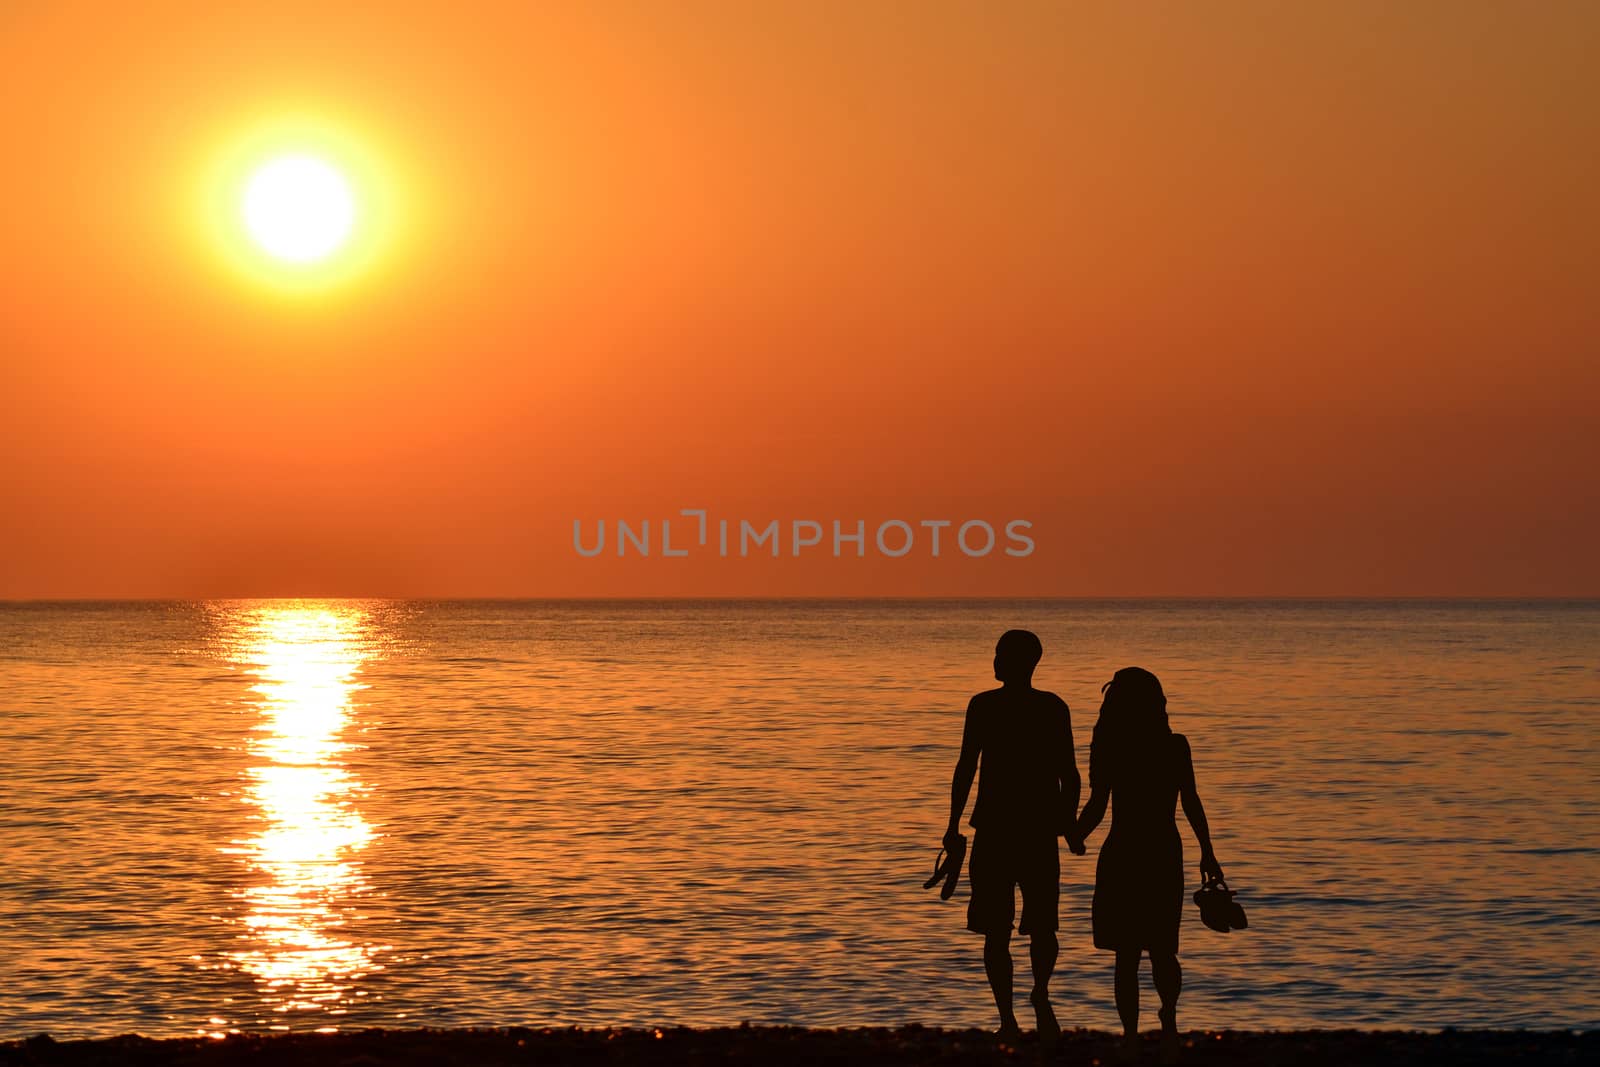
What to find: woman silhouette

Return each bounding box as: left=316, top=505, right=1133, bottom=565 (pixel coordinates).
left=1072, top=667, right=1223, bottom=1058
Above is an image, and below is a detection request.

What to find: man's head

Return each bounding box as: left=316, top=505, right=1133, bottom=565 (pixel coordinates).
left=993, top=629, right=1043, bottom=684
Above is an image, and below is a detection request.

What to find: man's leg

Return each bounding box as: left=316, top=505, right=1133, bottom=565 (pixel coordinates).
left=1030, top=930, right=1058, bottom=994
left=1028, top=931, right=1061, bottom=1040
left=968, top=836, right=1021, bottom=1037
left=983, top=932, right=1019, bottom=1035
left=1019, top=838, right=1063, bottom=1041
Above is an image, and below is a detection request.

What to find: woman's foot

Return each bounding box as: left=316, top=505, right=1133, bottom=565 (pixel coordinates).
left=1116, top=1032, right=1142, bottom=1061
left=995, top=1020, right=1023, bottom=1045
left=1157, top=1008, right=1180, bottom=1063
left=1030, top=988, right=1061, bottom=1044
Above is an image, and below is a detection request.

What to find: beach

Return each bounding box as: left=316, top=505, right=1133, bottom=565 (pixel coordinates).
left=4, top=1027, right=1596, bottom=1066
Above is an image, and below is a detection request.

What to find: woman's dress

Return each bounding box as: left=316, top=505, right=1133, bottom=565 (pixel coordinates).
left=1091, top=732, right=1188, bottom=954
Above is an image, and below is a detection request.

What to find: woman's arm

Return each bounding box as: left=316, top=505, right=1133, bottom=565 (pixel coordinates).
left=1072, top=784, right=1110, bottom=844
left=1177, top=735, right=1224, bottom=881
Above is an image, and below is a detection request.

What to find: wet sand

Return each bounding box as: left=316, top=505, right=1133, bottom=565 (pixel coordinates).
left=2, top=1026, right=1594, bottom=1066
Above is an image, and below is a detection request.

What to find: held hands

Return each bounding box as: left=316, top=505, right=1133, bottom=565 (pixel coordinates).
left=1065, top=835, right=1087, bottom=856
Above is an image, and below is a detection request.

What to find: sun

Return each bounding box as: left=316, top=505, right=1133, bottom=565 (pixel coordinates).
left=241, top=154, right=356, bottom=264
left=192, top=111, right=415, bottom=297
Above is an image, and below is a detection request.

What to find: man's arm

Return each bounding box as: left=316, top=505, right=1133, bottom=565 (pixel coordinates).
left=944, top=696, right=981, bottom=847
left=1057, top=697, right=1085, bottom=853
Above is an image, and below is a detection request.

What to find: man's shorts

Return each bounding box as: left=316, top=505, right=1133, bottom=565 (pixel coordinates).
left=966, top=829, right=1060, bottom=936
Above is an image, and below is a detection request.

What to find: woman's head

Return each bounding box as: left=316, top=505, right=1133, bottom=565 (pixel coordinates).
left=1090, top=666, right=1171, bottom=786
left=1100, top=667, right=1168, bottom=729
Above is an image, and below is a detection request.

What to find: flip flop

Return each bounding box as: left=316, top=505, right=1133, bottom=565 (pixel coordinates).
left=921, top=835, right=967, bottom=899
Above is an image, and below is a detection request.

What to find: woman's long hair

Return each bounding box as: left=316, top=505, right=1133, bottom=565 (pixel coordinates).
left=1089, top=666, right=1171, bottom=789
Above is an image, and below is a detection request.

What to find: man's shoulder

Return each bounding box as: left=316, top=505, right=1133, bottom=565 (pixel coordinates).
left=970, top=687, right=1069, bottom=714
left=1023, top=688, right=1071, bottom=720
left=968, top=687, right=1006, bottom=710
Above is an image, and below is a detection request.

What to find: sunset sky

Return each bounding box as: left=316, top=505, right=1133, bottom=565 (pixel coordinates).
left=2, top=2, right=1596, bottom=598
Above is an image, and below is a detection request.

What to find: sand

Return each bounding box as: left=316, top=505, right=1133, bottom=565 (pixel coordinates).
left=2, top=1026, right=1594, bottom=1066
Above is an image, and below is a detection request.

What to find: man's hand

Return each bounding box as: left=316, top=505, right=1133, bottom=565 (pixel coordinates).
left=943, top=827, right=966, bottom=852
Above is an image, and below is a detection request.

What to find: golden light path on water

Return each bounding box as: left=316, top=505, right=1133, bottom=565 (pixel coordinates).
left=217, top=603, right=383, bottom=1032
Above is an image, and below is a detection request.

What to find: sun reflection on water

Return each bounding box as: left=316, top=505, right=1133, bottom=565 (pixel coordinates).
left=218, top=603, right=383, bottom=1027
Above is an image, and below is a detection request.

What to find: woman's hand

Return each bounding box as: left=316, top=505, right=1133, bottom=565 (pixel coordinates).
left=1200, top=850, right=1224, bottom=884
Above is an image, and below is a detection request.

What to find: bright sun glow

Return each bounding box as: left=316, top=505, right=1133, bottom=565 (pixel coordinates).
left=241, top=155, right=356, bottom=264
left=193, top=111, right=416, bottom=297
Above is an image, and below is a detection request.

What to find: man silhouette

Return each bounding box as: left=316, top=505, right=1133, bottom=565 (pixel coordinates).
left=944, top=629, right=1083, bottom=1042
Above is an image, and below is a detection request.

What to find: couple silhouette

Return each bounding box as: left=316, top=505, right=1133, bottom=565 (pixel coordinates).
left=941, top=629, right=1224, bottom=1057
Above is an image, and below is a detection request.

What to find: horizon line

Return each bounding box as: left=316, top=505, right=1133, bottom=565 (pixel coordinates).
left=4, top=594, right=1598, bottom=604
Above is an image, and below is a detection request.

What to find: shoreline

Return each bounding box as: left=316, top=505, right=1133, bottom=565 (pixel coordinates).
left=4, top=1026, right=1595, bottom=1065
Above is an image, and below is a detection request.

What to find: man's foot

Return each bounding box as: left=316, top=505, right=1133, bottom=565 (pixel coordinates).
left=1117, top=1032, right=1142, bottom=1061
left=1030, top=988, right=1061, bottom=1043
left=996, top=1020, right=1023, bottom=1045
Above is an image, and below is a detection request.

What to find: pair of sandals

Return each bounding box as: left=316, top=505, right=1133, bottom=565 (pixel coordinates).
left=921, top=835, right=967, bottom=899
left=1193, top=875, right=1249, bottom=932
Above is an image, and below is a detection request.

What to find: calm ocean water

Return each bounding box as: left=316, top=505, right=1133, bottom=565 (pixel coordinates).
left=2, top=600, right=1596, bottom=1039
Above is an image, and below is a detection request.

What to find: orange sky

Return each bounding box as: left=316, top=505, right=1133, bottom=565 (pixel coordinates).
left=2, top=2, right=1596, bottom=597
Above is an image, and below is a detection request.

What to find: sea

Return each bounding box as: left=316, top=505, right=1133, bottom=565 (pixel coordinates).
left=1, top=599, right=1596, bottom=1038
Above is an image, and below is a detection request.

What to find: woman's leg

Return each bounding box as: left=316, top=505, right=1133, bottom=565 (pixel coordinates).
left=1150, top=951, right=1181, bottom=1029
left=1114, top=949, right=1142, bottom=1038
